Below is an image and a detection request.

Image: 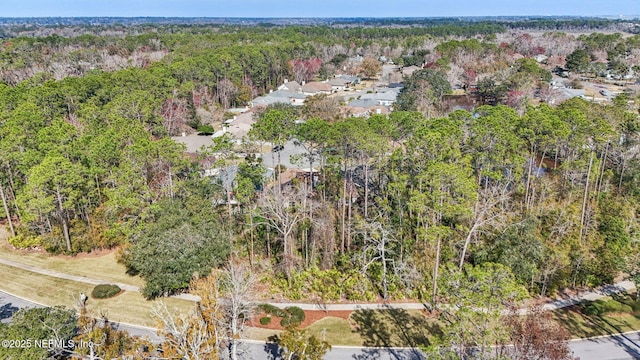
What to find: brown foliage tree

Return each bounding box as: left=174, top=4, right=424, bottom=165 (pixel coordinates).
left=361, top=57, right=382, bottom=79
left=289, top=58, right=323, bottom=83
left=301, top=93, right=341, bottom=121
left=500, top=305, right=577, bottom=360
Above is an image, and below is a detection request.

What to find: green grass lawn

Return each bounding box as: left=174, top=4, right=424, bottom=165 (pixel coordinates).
left=552, top=292, right=640, bottom=339
left=244, top=326, right=282, bottom=342
left=246, top=309, right=441, bottom=347
left=349, top=309, right=441, bottom=348
left=0, top=262, right=194, bottom=328
left=0, top=232, right=144, bottom=287
left=305, top=317, right=364, bottom=346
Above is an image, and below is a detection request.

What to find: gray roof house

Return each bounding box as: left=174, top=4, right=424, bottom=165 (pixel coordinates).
left=336, top=75, right=360, bottom=84
left=359, top=91, right=398, bottom=106
left=348, top=99, right=383, bottom=108
left=250, top=90, right=307, bottom=107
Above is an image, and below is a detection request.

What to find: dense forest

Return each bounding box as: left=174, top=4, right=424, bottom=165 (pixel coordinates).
left=0, top=19, right=639, bottom=305
left=2, top=17, right=640, bottom=360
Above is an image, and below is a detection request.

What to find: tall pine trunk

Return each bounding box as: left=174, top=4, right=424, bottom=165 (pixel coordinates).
left=55, top=185, right=72, bottom=252
left=579, top=150, right=595, bottom=244
left=0, top=184, right=15, bottom=237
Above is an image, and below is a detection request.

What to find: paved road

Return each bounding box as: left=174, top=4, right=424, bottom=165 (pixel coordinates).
left=570, top=332, right=640, bottom=360
left=0, top=290, right=162, bottom=343
left=245, top=341, right=427, bottom=360
left=4, top=290, right=640, bottom=360
left=0, top=290, right=41, bottom=324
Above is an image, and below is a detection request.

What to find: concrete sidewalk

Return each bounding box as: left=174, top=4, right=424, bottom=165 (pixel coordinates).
left=0, top=256, right=636, bottom=312
left=0, top=257, right=200, bottom=301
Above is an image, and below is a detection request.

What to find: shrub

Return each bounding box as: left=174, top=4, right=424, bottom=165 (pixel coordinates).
left=280, top=316, right=291, bottom=327
left=279, top=306, right=305, bottom=327
left=271, top=266, right=377, bottom=302
left=8, top=234, right=42, bottom=248
left=285, top=306, right=305, bottom=325
left=260, top=304, right=305, bottom=327
left=260, top=303, right=286, bottom=317
left=197, top=124, right=215, bottom=135
left=259, top=316, right=272, bottom=325
left=91, top=284, right=122, bottom=299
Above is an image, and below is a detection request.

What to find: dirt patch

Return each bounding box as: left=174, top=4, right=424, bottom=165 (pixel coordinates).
left=251, top=309, right=353, bottom=330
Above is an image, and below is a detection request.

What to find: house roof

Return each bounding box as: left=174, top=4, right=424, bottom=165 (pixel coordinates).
left=252, top=90, right=307, bottom=106
left=279, top=81, right=302, bottom=92
left=302, top=82, right=332, bottom=93
left=341, top=106, right=369, bottom=117
left=360, top=91, right=398, bottom=102
left=171, top=134, right=215, bottom=153
left=341, top=105, right=390, bottom=118
left=251, top=96, right=287, bottom=106
left=270, top=90, right=306, bottom=99
left=336, top=75, right=360, bottom=84
left=328, top=78, right=351, bottom=86
left=348, top=99, right=384, bottom=108
left=226, top=122, right=252, bottom=139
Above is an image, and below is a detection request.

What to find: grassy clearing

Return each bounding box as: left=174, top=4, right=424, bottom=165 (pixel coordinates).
left=0, top=262, right=93, bottom=306
left=0, top=263, right=194, bottom=328
left=0, top=233, right=143, bottom=287
left=88, top=292, right=195, bottom=328
left=244, top=327, right=282, bottom=342
left=349, top=309, right=440, bottom=348
left=246, top=310, right=440, bottom=347
left=552, top=292, right=640, bottom=339
left=305, top=317, right=364, bottom=346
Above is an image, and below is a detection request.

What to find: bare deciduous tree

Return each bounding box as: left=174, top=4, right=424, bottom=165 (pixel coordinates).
left=162, top=94, right=190, bottom=136
left=216, top=78, right=238, bottom=109
left=153, top=302, right=218, bottom=360
left=219, top=258, right=257, bottom=360
left=358, top=218, right=397, bottom=300
left=459, top=183, right=512, bottom=269
left=258, top=185, right=312, bottom=273
left=154, top=274, right=222, bottom=360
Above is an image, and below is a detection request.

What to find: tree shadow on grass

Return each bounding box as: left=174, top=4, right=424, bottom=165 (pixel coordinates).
left=350, top=306, right=442, bottom=352
left=553, top=306, right=601, bottom=338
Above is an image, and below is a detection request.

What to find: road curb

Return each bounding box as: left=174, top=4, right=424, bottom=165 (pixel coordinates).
left=0, top=288, right=47, bottom=307
left=569, top=329, right=640, bottom=342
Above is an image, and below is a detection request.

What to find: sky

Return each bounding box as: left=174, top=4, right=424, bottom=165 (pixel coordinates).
left=1, top=0, right=638, bottom=18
